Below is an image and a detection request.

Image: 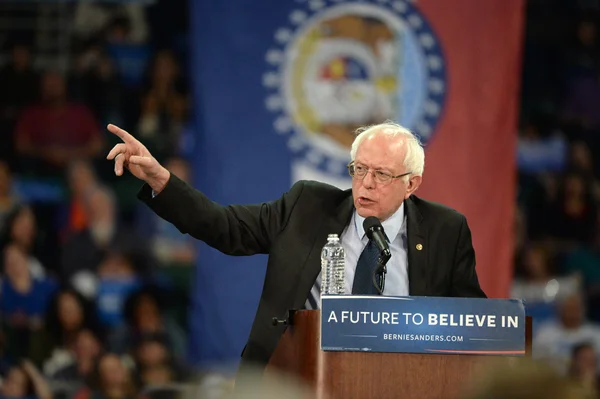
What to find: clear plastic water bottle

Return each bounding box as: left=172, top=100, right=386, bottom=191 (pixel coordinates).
left=321, top=234, right=345, bottom=295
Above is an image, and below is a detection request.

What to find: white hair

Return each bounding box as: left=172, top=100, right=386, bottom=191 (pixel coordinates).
left=350, top=121, right=425, bottom=176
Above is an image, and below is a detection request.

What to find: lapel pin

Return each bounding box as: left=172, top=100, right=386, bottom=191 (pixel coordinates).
left=416, top=244, right=423, bottom=251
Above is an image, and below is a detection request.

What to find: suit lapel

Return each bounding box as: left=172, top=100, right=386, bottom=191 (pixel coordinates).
left=406, top=196, right=428, bottom=295
left=295, top=192, right=354, bottom=306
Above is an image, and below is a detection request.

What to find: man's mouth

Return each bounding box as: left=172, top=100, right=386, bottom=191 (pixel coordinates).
left=358, top=196, right=375, bottom=205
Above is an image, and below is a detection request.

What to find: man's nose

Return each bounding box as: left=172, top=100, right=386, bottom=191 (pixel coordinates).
left=362, top=171, right=376, bottom=189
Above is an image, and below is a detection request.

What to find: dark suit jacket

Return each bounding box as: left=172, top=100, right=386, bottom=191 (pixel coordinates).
left=138, top=174, right=486, bottom=368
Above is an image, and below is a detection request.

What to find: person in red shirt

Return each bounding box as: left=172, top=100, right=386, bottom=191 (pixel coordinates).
left=15, top=70, right=103, bottom=176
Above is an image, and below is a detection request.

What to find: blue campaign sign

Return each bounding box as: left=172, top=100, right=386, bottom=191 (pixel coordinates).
left=321, top=296, right=526, bottom=356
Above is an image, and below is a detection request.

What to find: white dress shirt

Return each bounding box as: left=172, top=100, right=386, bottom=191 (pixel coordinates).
left=305, top=203, right=409, bottom=309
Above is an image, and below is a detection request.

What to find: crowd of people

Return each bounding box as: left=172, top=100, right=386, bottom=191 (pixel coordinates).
left=0, top=2, right=202, bottom=399
left=514, top=0, right=600, bottom=394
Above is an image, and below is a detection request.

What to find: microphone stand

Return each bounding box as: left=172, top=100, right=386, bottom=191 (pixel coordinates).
left=372, top=249, right=391, bottom=295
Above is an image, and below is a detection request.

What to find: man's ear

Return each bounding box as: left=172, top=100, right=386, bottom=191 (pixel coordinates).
left=404, top=175, right=422, bottom=199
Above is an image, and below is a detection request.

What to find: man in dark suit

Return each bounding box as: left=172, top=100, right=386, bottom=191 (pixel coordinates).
left=105, top=122, right=486, bottom=368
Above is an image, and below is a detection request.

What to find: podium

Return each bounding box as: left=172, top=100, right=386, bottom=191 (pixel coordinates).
left=266, top=309, right=532, bottom=399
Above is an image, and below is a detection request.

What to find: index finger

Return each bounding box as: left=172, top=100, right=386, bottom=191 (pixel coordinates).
left=107, top=124, right=137, bottom=144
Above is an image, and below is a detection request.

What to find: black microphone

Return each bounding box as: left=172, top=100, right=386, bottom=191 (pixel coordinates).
left=271, top=309, right=297, bottom=327
left=363, top=216, right=391, bottom=263
left=363, top=217, right=391, bottom=294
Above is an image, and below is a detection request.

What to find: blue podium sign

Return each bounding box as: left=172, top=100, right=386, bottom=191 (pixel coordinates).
left=320, top=296, right=526, bottom=356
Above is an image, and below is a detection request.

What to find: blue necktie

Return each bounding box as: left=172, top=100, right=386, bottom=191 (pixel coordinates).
left=352, top=239, right=382, bottom=295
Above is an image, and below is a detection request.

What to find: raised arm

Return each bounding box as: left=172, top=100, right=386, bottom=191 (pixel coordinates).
left=106, top=124, right=303, bottom=256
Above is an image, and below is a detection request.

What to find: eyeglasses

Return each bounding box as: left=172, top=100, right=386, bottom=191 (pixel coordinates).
left=347, top=161, right=411, bottom=185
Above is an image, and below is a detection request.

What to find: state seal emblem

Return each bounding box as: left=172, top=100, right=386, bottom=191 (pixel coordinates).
left=263, top=0, right=447, bottom=178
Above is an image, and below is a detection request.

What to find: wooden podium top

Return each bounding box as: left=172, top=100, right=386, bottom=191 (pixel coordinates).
left=266, top=310, right=532, bottom=399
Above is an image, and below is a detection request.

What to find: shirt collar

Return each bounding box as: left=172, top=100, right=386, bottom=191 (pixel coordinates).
left=355, top=201, right=405, bottom=242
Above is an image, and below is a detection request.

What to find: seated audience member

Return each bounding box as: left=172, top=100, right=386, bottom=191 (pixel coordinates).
left=0, top=361, right=52, bottom=399
left=71, top=353, right=139, bottom=399
left=72, top=3, right=149, bottom=45
left=511, top=243, right=580, bottom=325
left=132, top=334, right=186, bottom=388
left=568, top=141, right=598, bottom=183
left=14, top=70, right=103, bottom=177
left=108, top=288, right=185, bottom=361
left=563, top=231, right=600, bottom=322
left=28, top=288, right=99, bottom=371
left=61, top=186, right=152, bottom=289
left=561, top=17, right=600, bottom=81
left=136, top=50, right=188, bottom=161
left=69, top=48, right=125, bottom=129
left=0, top=205, right=45, bottom=278
left=534, top=292, right=600, bottom=374
left=544, top=173, right=598, bottom=247
left=0, top=244, right=57, bottom=361
left=568, top=343, right=599, bottom=395
left=561, top=70, right=600, bottom=134
left=63, top=159, right=101, bottom=235
left=51, top=329, right=103, bottom=387
left=95, top=252, right=142, bottom=329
